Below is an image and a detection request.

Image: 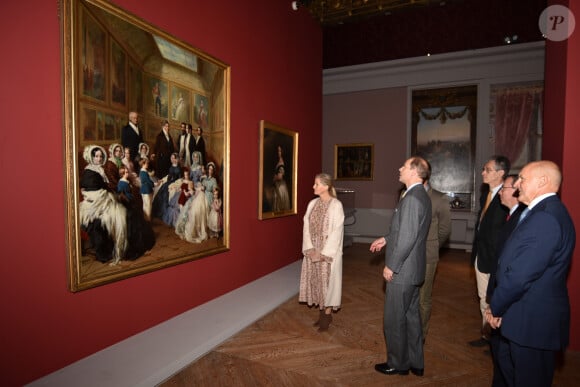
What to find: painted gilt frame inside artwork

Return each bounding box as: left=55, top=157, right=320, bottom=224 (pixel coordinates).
left=62, top=0, right=231, bottom=291
left=258, top=120, right=298, bottom=220
left=334, top=143, right=374, bottom=181
left=411, top=85, right=477, bottom=210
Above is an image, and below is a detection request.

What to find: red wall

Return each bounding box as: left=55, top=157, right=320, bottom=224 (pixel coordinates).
left=0, top=1, right=322, bottom=385
left=560, top=0, right=580, bottom=350
left=544, top=0, right=580, bottom=350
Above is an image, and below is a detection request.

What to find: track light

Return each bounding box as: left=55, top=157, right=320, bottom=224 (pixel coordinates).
left=503, top=34, right=519, bottom=44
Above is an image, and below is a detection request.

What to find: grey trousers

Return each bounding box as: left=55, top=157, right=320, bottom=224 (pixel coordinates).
left=384, top=282, right=424, bottom=370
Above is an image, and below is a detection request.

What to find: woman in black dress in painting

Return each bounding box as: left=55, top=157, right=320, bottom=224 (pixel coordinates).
left=79, top=145, right=127, bottom=264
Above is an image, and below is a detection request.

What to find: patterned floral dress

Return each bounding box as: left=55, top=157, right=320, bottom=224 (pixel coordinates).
left=299, top=199, right=333, bottom=309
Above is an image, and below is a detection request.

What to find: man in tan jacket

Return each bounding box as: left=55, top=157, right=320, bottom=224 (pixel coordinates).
left=419, top=167, right=451, bottom=340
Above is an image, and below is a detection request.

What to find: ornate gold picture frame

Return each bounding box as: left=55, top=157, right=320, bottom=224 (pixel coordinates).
left=411, top=85, right=477, bottom=210
left=62, top=0, right=230, bottom=291
left=334, top=143, right=374, bottom=181
left=258, top=120, right=298, bottom=220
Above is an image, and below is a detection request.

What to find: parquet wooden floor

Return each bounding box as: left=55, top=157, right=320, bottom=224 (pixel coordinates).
left=160, top=244, right=580, bottom=386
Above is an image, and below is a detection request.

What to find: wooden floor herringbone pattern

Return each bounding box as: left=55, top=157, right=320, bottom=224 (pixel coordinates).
left=160, top=244, right=580, bottom=386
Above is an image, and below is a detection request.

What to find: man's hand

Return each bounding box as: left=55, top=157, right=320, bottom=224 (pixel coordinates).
left=383, top=266, right=394, bottom=282
left=370, top=237, right=386, bottom=252
left=485, top=306, right=502, bottom=329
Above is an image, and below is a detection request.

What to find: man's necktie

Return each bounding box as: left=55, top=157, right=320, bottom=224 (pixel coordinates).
left=480, top=191, right=492, bottom=221
left=518, top=207, right=531, bottom=225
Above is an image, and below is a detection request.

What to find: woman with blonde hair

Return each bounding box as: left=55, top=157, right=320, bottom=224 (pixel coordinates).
left=299, top=173, right=345, bottom=331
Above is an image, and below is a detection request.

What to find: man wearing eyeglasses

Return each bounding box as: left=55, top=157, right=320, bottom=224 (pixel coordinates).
left=487, top=174, right=527, bottom=387
left=469, top=155, right=510, bottom=347
left=495, top=175, right=527, bottom=254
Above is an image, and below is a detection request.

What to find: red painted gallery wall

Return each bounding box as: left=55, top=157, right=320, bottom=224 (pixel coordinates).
left=543, top=0, right=580, bottom=350
left=559, top=0, right=580, bottom=351
left=0, top=1, right=322, bottom=385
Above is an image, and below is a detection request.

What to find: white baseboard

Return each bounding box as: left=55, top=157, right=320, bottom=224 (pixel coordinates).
left=28, top=261, right=302, bottom=387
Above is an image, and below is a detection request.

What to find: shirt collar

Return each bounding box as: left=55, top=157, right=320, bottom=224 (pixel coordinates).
left=490, top=184, right=502, bottom=197
left=527, top=192, right=557, bottom=210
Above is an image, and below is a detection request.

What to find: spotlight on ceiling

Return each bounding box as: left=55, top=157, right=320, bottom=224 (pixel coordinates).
left=504, top=34, right=519, bottom=44
left=291, top=0, right=313, bottom=11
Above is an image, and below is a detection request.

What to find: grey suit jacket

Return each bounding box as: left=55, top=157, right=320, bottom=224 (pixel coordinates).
left=386, top=183, right=432, bottom=285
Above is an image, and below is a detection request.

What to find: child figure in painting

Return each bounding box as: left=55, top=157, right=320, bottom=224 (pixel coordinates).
left=208, top=186, right=223, bottom=238
left=203, top=162, right=218, bottom=207
left=117, top=166, right=133, bottom=203
left=139, top=142, right=159, bottom=184
left=139, top=157, right=157, bottom=221
left=175, top=181, right=208, bottom=243
left=178, top=168, right=194, bottom=210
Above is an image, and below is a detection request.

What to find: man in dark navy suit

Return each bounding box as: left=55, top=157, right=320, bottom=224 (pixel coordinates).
left=493, top=174, right=527, bottom=272
left=487, top=174, right=526, bottom=386
left=486, top=161, right=576, bottom=387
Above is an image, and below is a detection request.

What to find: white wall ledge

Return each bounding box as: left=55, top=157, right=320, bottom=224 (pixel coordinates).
left=28, top=261, right=302, bottom=387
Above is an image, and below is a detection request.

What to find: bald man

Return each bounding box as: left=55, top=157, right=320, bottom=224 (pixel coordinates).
left=485, top=161, right=576, bottom=387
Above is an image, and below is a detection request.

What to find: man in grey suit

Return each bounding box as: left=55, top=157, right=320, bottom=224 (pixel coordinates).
left=371, top=156, right=432, bottom=377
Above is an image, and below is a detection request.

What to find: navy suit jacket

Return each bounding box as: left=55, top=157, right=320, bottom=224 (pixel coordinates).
left=486, top=203, right=526, bottom=300
left=490, top=195, right=576, bottom=350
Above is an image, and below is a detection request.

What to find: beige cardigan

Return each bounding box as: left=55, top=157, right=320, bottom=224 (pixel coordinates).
left=302, top=197, right=345, bottom=308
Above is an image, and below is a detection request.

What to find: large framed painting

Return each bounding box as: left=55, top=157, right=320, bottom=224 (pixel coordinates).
left=258, top=120, right=298, bottom=220
left=61, top=0, right=231, bottom=291
left=411, top=85, right=477, bottom=210
left=334, top=143, right=374, bottom=181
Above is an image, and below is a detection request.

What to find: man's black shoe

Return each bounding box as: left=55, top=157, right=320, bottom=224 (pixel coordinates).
left=468, top=336, right=490, bottom=347
left=410, top=367, right=424, bottom=376
left=374, top=362, right=409, bottom=375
